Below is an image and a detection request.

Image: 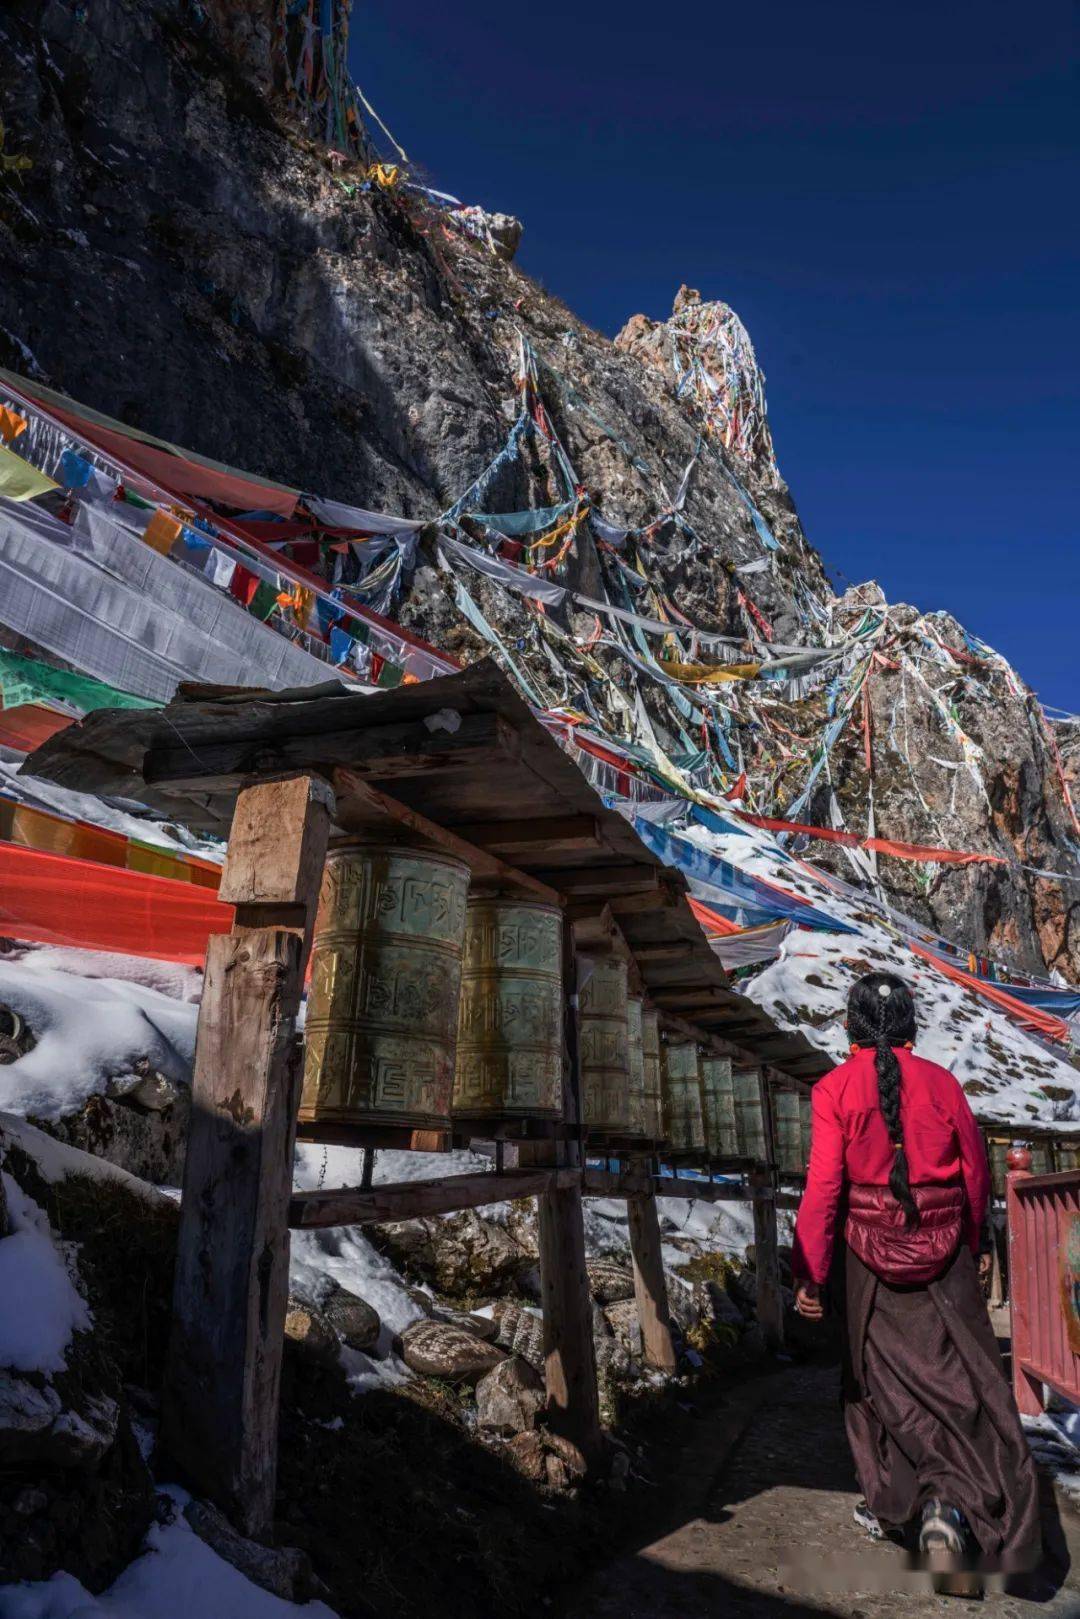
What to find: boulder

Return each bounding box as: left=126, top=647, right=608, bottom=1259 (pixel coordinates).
left=400, top=1320, right=505, bottom=1383
left=503, top=1430, right=546, bottom=1483
left=490, top=1301, right=544, bottom=1371
left=586, top=1259, right=635, bottom=1304
left=543, top=1430, right=589, bottom=1480
left=665, top=1273, right=701, bottom=1331
left=284, top=1302, right=338, bottom=1365
left=695, top=1280, right=747, bottom=1332
left=372, top=1209, right=528, bottom=1298
left=475, top=1356, right=544, bottom=1436
left=603, top=1298, right=643, bottom=1357
left=184, top=1498, right=321, bottom=1604
left=37, top=1089, right=189, bottom=1185
left=0, top=1002, right=33, bottom=1065
left=594, top=1333, right=632, bottom=1381
left=0, top=1373, right=118, bottom=1469
left=322, top=1285, right=381, bottom=1352
left=429, top=1306, right=499, bottom=1343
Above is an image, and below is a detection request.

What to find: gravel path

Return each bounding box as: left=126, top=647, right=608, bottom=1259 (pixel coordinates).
left=560, top=1362, right=1080, bottom=1618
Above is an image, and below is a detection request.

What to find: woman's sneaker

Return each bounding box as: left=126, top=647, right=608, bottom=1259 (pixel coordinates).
left=919, top=1500, right=982, bottom=1597
left=853, top=1499, right=884, bottom=1539
left=918, top=1498, right=966, bottom=1557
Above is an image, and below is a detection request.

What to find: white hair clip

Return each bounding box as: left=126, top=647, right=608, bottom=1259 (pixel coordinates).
left=878, top=983, right=892, bottom=998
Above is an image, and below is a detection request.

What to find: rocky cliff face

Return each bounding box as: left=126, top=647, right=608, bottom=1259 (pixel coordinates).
left=2, top=0, right=1077, bottom=980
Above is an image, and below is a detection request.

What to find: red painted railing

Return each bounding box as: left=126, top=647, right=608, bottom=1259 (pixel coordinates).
left=1006, top=1145, right=1080, bottom=1415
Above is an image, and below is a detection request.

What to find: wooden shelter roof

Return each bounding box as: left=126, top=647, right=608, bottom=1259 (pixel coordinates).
left=21, top=658, right=830, bottom=1080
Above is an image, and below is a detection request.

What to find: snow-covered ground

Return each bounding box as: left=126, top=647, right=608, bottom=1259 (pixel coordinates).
left=2, top=1487, right=338, bottom=1619
left=677, top=814, right=1080, bottom=1128
left=0, top=952, right=198, bottom=1122
left=0, top=1170, right=89, bottom=1374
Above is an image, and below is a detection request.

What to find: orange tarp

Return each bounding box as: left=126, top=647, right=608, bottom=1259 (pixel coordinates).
left=0, top=843, right=233, bottom=963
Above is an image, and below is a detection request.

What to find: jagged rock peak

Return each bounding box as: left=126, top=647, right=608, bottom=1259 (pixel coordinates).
left=616, top=286, right=778, bottom=482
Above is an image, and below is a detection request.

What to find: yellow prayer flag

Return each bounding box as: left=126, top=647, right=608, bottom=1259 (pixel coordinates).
left=142, top=510, right=183, bottom=555
left=660, top=659, right=762, bottom=685
left=0, top=442, right=57, bottom=502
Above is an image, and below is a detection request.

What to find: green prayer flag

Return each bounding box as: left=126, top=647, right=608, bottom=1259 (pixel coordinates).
left=0, top=648, right=159, bottom=715
left=249, top=581, right=280, bottom=622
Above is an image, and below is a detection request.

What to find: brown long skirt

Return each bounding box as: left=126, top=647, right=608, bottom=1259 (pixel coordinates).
left=840, top=1242, right=1041, bottom=1569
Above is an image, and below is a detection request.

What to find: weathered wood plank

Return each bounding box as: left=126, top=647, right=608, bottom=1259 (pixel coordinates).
left=144, top=711, right=518, bottom=792
left=331, top=769, right=561, bottom=904
left=288, top=1168, right=579, bottom=1229
left=160, top=775, right=330, bottom=1540
left=627, top=1186, right=678, bottom=1374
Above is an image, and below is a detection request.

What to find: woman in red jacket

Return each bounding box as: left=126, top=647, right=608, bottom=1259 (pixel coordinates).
left=793, top=971, right=1039, bottom=1575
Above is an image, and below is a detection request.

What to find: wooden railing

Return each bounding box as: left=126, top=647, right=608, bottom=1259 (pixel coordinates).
left=1006, top=1145, right=1080, bottom=1415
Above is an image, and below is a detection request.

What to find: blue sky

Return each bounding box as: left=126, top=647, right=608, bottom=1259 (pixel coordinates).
left=352, top=1, right=1078, bottom=708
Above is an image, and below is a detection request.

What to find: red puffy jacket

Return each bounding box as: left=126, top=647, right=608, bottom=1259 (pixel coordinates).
left=792, top=1046, right=990, bottom=1286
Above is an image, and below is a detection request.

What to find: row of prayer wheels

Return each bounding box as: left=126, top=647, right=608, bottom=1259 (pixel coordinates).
left=297, top=840, right=776, bottom=1159
left=659, top=1041, right=769, bottom=1161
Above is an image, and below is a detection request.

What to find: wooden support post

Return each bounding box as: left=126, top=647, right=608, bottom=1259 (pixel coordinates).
left=627, top=1184, right=677, bottom=1373
left=750, top=1169, right=785, bottom=1352
left=160, top=775, right=332, bottom=1540
left=538, top=1178, right=603, bottom=1470
left=533, top=912, right=602, bottom=1472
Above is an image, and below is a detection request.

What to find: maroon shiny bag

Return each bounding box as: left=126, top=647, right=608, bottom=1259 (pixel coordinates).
left=845, top=1182, right=965, bottom=1284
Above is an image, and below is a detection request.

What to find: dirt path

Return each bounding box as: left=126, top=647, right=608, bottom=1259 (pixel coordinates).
left=559, top=1361, right=1080, bottom=1618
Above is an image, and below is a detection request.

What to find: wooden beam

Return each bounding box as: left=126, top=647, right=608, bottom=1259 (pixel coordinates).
left=143, top=710, right=519, bottom=792
left=651, top=990, right=731, bottom=1010
left=161, top=776, right=331, bottom=1539
left=607, top=882, right=683, bottom=916
left=447, top=816, right=602, bottom=855
left=750, top=1170, right=785, bottom=1352
left=331, top=769, right=560, bottom=905
left=627, top=1187, right=677, bottom=1374
left=631, top=944, right=687, bottom=963
left=582, top=1163, right=652, bottom=1198
left=289, top=1168, right=579, bottom=1229
left=533, top=865, right=661, bottom=897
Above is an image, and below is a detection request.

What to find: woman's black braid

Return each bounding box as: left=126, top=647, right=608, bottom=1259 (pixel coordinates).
left=847, top=972, right=920, bottom=1228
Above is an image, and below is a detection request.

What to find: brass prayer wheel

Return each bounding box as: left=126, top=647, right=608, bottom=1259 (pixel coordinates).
left=578, top=954, right=630, bottom=1134
left=662, top=1040, right=705, bottom=1153
left=700, top=1055, right=735, bottom=1158
left=774, top=1088, right=803, bottom=1174
left=799, top=1089, right=812, bottom=1169
left=299, top=841, right=470, bottom=1131
left=640, top=1006, right=664, bottom=1140
left=734, top=1067, right=767, bottom=1162
left=453, top=897, right=564, bottom=1120
left=625, top=996, right=648, bottom=1139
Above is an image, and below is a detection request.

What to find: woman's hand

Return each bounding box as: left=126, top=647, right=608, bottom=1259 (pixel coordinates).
left=795, top=1281, right=824, bottom=1320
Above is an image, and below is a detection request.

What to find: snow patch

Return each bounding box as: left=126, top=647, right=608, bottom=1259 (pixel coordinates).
left=0, top=1173, right=90, bottom=1374
left=0, top=958, right=197, bottom=1121
left=2, top=1485, right=339, bottom=1618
